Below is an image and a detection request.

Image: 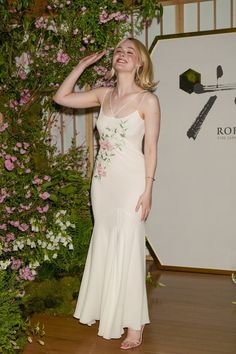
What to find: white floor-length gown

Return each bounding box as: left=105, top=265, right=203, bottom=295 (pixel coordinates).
left=74, top=91, right=150, bottom=339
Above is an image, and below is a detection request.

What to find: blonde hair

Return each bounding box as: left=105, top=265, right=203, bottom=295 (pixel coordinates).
left=107, top=37, right=157, bottom=90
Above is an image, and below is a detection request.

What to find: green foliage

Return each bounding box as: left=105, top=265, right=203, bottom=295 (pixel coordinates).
left=23, top=276, right=81, bottom=316
left=0, top=271, right=27, bottom=353
left=0, top=0, right=162, bottom=352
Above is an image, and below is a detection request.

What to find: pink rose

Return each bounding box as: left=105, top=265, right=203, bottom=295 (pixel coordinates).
left=0, top=224, right=7, bottom=230
left=37, top=204, right=49, bottom=213
left=39, top=192, right=50, bottom=200
left=4, top=159, right=14, bottom=171
left=11, top=258, right=22, bottom=270
left=18, top=223, right=29, bottom=232
left=0, top=123, right=8, bottom=133
left=19, top=266, right=35, bottom=281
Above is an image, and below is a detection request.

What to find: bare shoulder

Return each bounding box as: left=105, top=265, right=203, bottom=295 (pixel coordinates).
left=140, top=91, right=160, bottom=119
left=143, top=91, right=160, bottom=107
left=93, top=86, right=112, bottom=104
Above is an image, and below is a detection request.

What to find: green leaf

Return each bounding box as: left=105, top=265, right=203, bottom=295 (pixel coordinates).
left=49, top=194, right=58, bottom=202
left=59, top=185, right=77, bottom=195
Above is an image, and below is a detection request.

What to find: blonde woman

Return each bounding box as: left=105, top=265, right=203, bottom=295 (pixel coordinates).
left=53, top=37, right=160, bottom=350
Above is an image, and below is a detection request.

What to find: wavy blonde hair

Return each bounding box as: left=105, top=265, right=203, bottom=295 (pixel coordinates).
left=107, top=37, right=157, bottom=90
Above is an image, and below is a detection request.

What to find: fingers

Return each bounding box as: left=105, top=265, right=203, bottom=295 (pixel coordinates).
left=135, top=197, right=151, bottom=221
left=79, top=50, right=106, bottom=68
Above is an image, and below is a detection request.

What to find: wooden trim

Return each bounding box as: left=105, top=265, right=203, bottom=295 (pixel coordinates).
left=230, top=0, right=234, bottom=28
left=213, top=0, right=216, bottom=30
left=197, top=1, right=200, bottom=31
left=149, top=27, right=236, bottom=53
left=175, top=3, right=184, bottom=33
left=73, top=110, right=77, bottom=145
left=161, top=0, right=215, bottom=4
left=145, top=22, right=149, bottom=48
left=60, top=113, right=64, bottom=154
left=146, top=240, right=234, bottom=275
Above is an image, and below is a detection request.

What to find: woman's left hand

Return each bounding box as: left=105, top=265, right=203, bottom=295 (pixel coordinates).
left=135, top=191, right=152, bottom=221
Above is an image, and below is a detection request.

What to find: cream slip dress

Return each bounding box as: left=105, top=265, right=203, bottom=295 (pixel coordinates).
left=73, top=89, right=150, bottom=339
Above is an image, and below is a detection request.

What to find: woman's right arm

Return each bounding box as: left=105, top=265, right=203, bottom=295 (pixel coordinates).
left=53, top=51, right=106, bottom=109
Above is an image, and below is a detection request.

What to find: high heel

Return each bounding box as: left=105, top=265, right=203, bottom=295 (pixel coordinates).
left=120, top=325, right=144, bottom=350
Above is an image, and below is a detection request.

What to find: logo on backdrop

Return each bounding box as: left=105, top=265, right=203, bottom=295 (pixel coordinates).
left=179, top=67, right=236, bottom=140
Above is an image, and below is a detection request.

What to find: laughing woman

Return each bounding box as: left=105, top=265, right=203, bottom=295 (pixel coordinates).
left=53, top=37, right=160, bottom=350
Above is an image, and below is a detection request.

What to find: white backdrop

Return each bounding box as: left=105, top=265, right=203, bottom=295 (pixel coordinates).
left=146, top=31, right=236, bottom=271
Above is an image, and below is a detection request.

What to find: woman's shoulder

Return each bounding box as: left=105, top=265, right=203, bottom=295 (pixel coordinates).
left=141, top=90, right=159, bottom=107
left=93, top=86, right=112, bottom=103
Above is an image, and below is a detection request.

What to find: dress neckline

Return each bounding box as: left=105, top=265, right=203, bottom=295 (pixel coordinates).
left=100, top=108, right=144, bottom=122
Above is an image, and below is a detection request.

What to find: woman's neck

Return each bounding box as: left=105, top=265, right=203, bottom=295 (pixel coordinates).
left=115, top=73, right=140, bottom=97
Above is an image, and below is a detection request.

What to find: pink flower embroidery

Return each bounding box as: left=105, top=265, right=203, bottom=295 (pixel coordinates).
left=100, top=139, right=113, bottom=151
left=96, top=163, right=106, bottom=177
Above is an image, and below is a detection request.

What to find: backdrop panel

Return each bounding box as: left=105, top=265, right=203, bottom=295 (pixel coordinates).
left=146, top=30, right=236, bottom=271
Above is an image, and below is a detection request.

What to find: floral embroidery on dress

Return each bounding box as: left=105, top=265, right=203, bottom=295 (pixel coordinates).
left=94, top=120, right=127, bottom=179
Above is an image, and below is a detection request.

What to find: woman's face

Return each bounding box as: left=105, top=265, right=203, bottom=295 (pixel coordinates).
left=112, top=39, right=141, bottom=73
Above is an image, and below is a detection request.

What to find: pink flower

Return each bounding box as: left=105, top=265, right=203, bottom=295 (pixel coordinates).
left=94, top=66, right=108, bottom=76
left=18, top=69, right=27, bottom=80
left=25, top=168, right=31, bottom=174
left=23, top=142, right=30, bottom=149
left=0, top=195, right=6, bottom=203
left=44, top=175, right=51, bottom=181
left=79, top=46, right=86, bottom=52
left=16, top=142, right=22, bottom=148
left=11, top=258, right=22, bottom=270
left=0, top=224, right=7, bottom=230
left=33, top=177, right=43, bottom=185
left=9, top=99, right=19, bottom=110
left=56, top=49, right=70, bottom=64
left=37, top=204, right=49, bottom=213
left=25, top=190, right=31, bottom=199
left=4, top=159, right=14, bottom=171
left=35, top=16, right=48, bottom=29
left=19, top=266, right=35, bottom=281
left=18, top=223, right=29, bottom=232
left=99, top=10, right=109, bottom=24
left=9, top=220, right=20, bottom=227
left=0, top=123, right=8, bottom=133
left=15, top=52, right=33, bottom=68
left=6, top=233, right=15, bottom=242
left=19, top=89, right=31, bottom=106
left=20, top=203, right=32, bottom=211
left=39, top=192, right=50, bottom=200
left=5, top=206, right=15, bottom=214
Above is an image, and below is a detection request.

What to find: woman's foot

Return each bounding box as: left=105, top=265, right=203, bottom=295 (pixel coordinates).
left=120, top=325, right=144, bottom=350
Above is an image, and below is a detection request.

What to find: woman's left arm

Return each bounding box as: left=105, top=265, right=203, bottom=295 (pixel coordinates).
left=135, top=93, right=161, bottom=221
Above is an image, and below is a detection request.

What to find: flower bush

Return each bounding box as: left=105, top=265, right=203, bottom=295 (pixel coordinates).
left=0, top=0, right=162, bottom=352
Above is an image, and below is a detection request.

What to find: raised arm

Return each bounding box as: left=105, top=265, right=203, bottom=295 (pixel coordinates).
left=53, top=51, right=106, bottom=109
left=135, top=93, right=161, bottom=220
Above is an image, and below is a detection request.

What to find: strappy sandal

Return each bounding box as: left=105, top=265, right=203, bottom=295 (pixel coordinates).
left=120, top=325, right=144, bottom=350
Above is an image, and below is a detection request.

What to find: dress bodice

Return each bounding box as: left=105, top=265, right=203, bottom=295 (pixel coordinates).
left=94, top=110, right=145, bottom=179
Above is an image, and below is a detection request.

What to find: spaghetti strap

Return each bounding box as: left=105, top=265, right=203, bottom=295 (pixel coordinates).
left=101, top=88, right=111, bottom=110
left=136, top=90, right=148, bottom=110
left=109, top=89, right=148, bottom=118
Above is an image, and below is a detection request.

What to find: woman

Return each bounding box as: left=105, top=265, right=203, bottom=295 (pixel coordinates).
left=53, top=37, right=160, bottom=350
